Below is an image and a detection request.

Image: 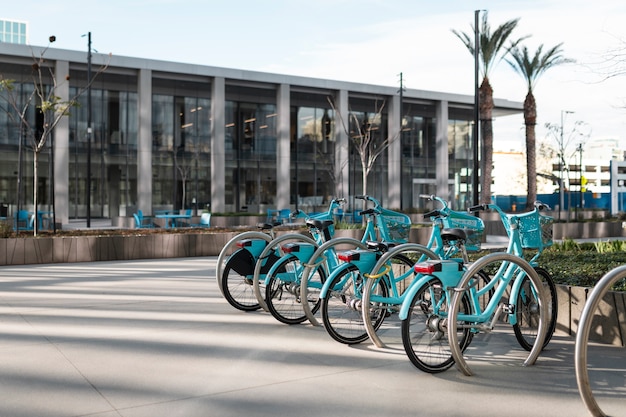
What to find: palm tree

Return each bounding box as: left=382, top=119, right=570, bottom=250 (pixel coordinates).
left=453, top=13, right=526, bottom=204
left=507, top=43, right=573, bottom=210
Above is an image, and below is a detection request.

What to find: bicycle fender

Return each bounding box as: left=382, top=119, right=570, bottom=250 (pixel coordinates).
left=227, top=248, right=256, bottom=277
left=398, top=274, right=434, bottom=320
left=319, top=263, right=353, bottom=299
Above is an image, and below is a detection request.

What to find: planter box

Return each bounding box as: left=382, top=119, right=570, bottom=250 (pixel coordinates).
left=0, top=232, right=240, bottom=266
left=555, top=284, right=626, bottom=346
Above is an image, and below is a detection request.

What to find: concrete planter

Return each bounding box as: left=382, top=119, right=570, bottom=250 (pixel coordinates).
left=0, top=232, right=240, bottom=266
left=555, top=284, right=626, bottom=346
left=552, top=222, right=626, bottom=240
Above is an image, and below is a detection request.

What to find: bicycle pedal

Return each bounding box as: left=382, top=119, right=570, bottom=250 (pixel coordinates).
left=502, top=303, right=515, bottom=314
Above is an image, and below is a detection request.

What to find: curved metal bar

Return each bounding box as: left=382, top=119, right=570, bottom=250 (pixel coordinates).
left=361, top=243, right=439, bottom=348
left=575, top=265, right=626, bottom=417
left=252, top=233, right=317, bottom=311
left=300, top=237, right=367, bottom=326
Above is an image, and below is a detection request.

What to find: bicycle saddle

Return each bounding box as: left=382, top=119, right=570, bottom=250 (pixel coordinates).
left=305, top=218, right=334, bottom=231
left=441, top=228, right=468, bottom=243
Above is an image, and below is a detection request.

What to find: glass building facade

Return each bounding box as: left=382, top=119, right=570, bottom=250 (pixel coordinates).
left=0, top=43, right=522, bottom=225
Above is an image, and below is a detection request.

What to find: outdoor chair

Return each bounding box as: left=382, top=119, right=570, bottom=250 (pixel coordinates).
left=134, top=211, right=155, bottom=228
left=190, top=212, right=211, bottom=228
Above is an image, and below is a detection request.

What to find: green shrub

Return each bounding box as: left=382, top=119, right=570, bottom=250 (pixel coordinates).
left=0, top=220, right=12, bottom=238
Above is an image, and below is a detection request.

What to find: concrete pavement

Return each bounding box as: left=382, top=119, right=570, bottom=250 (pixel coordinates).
left=0, top=257, right=623, bottom=417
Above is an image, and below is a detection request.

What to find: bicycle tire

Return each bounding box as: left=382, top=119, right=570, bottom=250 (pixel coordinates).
left=266, top=256, right=326, bottom=324
left=221, top=250, right=262, bottom=311
left=321, top=264, right=389, bottom=344
left=401, top=276, right=473, bottom=373
left=513, top=266, right=558, bottom=351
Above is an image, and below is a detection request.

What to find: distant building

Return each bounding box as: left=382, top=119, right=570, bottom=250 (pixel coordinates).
left=0, top=19, right=27, bottom=44
left=0, top=42, right=523, bottom=226
left=552, top=137, right=623, bottom=194
left=492, top=137, right=623, bottom=212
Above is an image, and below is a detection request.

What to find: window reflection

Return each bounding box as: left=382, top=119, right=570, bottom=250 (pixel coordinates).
left=225, top=101, right=277, bottom=211
left=291, top=106, right=335, bottom=209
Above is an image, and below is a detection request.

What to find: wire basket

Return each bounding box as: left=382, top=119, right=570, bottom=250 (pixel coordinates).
left=441, top=211, right=485, bottom=252
left=508, top=211, right=554, bottom=249
left=379, top=208, right=411, bottom=243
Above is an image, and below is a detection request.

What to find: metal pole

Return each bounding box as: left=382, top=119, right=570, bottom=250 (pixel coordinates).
left=579, top=143, right=583, bottom=210
left=472, top=10, right=480, bottom=206
left=86, top=32, right=92, bottom=227
left=559, top=111, right=564, bottom=221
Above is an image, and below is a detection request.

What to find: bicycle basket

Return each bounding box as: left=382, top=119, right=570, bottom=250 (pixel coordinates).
left=379, top=208, right=411, bottom=243
left=511, top=211, right=554, bottom=249
left=441, top=211, right=485, bottom=252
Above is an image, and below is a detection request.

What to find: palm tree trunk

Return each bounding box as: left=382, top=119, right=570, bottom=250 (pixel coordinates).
left=524, top=91, right=537, bottom=210
left=479, top=78, right=494, bottom=205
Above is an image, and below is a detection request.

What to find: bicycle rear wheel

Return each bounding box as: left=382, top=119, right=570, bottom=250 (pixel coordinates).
left=221, top=250, right=261, bottom=312
left=402, top=277, right=472, bottom=373
left=321, top=264, right=389, bottom=344
left=513, top=267, right=558, bottom=351
left=266, top=256, right=326, bottom=324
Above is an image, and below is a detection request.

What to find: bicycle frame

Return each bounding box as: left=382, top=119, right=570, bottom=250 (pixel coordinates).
left=301, top=195, right=411, bottom=325
left=398, top=206, right=541, bottom=326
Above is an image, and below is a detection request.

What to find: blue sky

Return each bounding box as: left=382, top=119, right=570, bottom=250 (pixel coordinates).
left=6, top=0, right=626, bottom=153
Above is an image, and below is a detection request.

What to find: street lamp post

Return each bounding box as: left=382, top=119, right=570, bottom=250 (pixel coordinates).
left=578, top=142, right=584, bottom=211
left=86, top=32, right=92, bottom=227
left=559, top=110, right=573, bottom=221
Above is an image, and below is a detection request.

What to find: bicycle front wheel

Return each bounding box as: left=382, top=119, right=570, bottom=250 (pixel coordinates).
left=401, top=277, right=472, bottom=373
left=321, top=264, right=388, bottom=345
left=513, top=267, right=558, bottom=351
left=266, top=257, right=326, bottom=324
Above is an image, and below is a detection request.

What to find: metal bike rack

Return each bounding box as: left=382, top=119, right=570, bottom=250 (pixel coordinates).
left=575, top=265, right=626, bottom=417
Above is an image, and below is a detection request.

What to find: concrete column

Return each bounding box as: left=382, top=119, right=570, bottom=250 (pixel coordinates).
left=54, top=60, right=70, bottom=225
left=276, top=84, right=290, bottom=208
left=435, top=100, right=450, bottom=201
left=335, top=89, right=349, bottom=200
left=387, top=94, right=401, bottom=209
left=137, top=68, right=153, bottom=214
left=211, top=77, right=225, bottom=213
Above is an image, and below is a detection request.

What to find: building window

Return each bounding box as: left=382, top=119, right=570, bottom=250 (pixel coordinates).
left=291, top=105, right=335, bottom=209
left=225, top=100, right=277, bottom=211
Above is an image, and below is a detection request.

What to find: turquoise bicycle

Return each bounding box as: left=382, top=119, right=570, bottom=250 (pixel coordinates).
left=219, top=200, right=339, bottom=312
left=264, top=195, right=410, bottom=326
left=358, top=195, right=485, bottom=349
left=400, top=201, right=556, bottom=373
left=317, top=200, right=425, bottom=344
left=250, top=199, right=345, bottom=313
left=469, top=202, right=558, bottom=350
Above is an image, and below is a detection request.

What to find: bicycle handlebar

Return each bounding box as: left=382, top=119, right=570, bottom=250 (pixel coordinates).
left=468, top=204, right=490, bottom=213
left=421, top=195, right=451, bottom=220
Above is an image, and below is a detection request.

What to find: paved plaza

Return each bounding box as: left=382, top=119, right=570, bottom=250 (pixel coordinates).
left=0, top=257, right=623, bottom=417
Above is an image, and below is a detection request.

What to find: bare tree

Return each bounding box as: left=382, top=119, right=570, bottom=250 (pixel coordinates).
left=0, top=37, right=109, bottom=234
left=328, top=97, right=399, bottom=208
